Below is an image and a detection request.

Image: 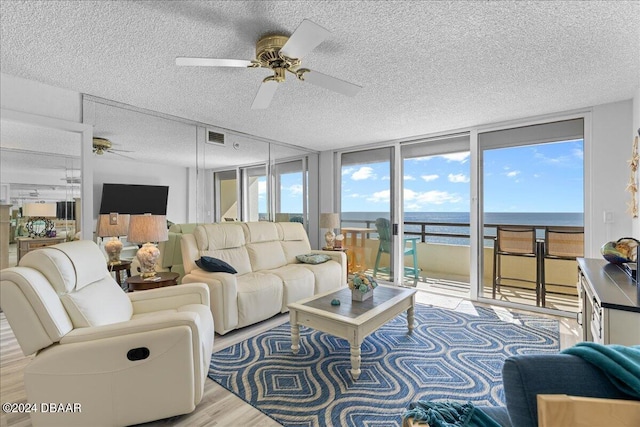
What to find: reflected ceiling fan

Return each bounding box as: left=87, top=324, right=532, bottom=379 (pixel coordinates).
left=176, top=19, right=362, bottom=109
left=93, top=137, right=134, bottom=159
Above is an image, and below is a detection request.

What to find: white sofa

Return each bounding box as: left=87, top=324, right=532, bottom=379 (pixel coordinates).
left=181, top=221, right=347, bottom=335
left=0, top=240, right=214, bottom=426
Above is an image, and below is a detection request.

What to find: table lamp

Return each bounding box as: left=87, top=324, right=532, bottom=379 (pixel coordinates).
left=23, top=202, right=57, bottom=237
left=96, top=213, right=130, bottom=265
left=319, top=213, right=340, bottom=249
left=127, top=213, right=168, bottom=278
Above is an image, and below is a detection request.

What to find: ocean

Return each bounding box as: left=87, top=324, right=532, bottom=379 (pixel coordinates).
left=341, top=211, right=584, bottom=245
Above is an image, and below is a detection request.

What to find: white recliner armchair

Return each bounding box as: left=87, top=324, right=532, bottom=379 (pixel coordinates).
left=0, top=240, right=214, bottom=427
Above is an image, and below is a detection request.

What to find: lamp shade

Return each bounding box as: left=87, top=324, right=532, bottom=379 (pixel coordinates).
left=319, top=213, right=340, bottom=229
left=127, top=214, right=168, bottom=243
left=23, top=202, right=57, bottom=218
left=96, top=213, right=130, bottom=238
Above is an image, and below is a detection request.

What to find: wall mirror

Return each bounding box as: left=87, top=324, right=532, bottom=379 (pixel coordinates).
left=83, top=97, right=316, bottom=228
left=0, top=118, right=82, bottom=241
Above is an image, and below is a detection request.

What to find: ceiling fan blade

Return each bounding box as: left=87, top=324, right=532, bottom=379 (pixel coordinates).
left=176, top=57, right=253, bottom=68
left=280, top=19, right=331, bottom=59
left=108, top=151, right=136, bottom=161
left=300, top=70, right=362, bottom=97
left=108, top=148, right=133, bottom=153
left=251, top=80, right=279, bottom=110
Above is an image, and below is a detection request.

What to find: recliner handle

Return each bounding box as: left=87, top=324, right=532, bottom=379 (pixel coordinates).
left=127, top=347, right=150, bottom=361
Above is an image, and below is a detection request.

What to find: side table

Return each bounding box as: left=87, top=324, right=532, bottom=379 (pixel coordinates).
left=108, top=260, right=132, bottom=289
left=126, top=272, right=179, bottom=292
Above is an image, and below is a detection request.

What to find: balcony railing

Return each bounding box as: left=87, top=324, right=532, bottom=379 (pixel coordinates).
left=340, top=219, right=583, bottom=245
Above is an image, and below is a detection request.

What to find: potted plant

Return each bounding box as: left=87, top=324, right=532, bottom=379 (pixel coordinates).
left=348, top=272, right=378, bottom=301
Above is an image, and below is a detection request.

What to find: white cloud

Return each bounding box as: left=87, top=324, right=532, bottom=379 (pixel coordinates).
left=285, top=184, right=303, bottom=195
left=342, top=167, right=355, bottom=176
left=351, top=166, right=375, bottom=181
left=448, top=173, right=469, bottom=183
left=421, top=174, right=439, bottom=182
left=572, top=148, right=583, bottom=160
left=404, top=175, right=416, bottom=181
left=404, top=188, right=462, bottom=205
left=258, top=180, right=266, bottom=194
left=367, top=189, right=389, bottom=203
left=382, top=175, right=390, bottom=181
left=438, top=152, right=470, bottom=163
left=506, top=170, right=520, bottom=178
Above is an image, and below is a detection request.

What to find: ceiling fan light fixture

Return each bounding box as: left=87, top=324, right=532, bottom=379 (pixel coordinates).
left=93, top=137, right=112, bottom=155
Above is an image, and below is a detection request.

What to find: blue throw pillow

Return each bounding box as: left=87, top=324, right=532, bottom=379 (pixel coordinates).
left=196, top=256, right=237, bottom=274
left=296, top=253, right=331, bottom=265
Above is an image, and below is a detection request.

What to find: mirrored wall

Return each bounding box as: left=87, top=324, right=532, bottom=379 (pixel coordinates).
left=83, top=96, right=317, bottom=233
left=0, top=119, right=82, bottom=240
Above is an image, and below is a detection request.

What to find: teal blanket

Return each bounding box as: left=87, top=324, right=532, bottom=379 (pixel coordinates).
left=562, top=342, right=640, bottom=398
left=403, top=401, right=501, bottom=427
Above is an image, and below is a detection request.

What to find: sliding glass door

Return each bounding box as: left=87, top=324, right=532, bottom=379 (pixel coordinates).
left=401, top=135, right=471, bottom=289
left=340, top=148, right=393, bottom=280
left=479, top=118, right=584, bottom=311
left=273, top=159, right=307, bottom=225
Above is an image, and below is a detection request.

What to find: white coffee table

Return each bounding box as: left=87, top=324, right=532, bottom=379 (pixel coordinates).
left=288, top=284, right=416, bottom=380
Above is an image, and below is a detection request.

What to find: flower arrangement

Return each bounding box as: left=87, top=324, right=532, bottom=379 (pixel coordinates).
left=348, top=272, right=378, bottom=294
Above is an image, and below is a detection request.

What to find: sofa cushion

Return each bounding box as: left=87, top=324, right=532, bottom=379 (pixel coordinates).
left=247, top=241, right=287, bottom=271
left=299, top=261, right=344, bottom=294
left=296, top=253, right=331, bottom=264
left=194, top=223, right=245, bottom=251
left=201, top=247, right=252, bottom=275
left=60, top=277, right=133, bottom=327
left=20, top=241, right=108, bottom=294
left=236, top=272, right=283, bottom=328
left=196, top=256, right=237, bottom=274
left=268, top=265, right=315, bottom=312
left=277, top=222, right=312, bottom=263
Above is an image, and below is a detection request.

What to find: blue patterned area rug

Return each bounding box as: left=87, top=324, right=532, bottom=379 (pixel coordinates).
left=208, top=303, right=559, bottom=427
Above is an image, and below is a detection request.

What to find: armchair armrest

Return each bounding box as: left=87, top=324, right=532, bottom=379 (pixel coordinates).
left=503, top=354, right=633, bottom=427
left=128, top=283, right=209, bottom=314
left=60, top=311, right=199, bottom=345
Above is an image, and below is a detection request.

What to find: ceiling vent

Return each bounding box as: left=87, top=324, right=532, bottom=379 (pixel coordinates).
left=206, top=129, right=226, bottom=146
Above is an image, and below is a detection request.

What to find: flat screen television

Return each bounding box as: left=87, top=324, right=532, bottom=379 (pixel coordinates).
left=99, top=184, right=169, bottom=215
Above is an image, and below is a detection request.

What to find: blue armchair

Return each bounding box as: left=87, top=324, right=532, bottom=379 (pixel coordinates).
left=404, top=348, right=640, bottom=427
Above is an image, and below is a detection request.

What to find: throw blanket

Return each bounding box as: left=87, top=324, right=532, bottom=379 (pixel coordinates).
left=562, top=342, right=640, bottom=398
left=402, top=401, right=501, bottom=427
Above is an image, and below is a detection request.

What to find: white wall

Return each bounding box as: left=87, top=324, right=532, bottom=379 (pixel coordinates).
left=0, top=73, right=81, bottom=122
left=632, top=88, right=640, bottom=239
left=93, top=157, right=189, bottom=224
left=589, top=99, right=635, bottom=255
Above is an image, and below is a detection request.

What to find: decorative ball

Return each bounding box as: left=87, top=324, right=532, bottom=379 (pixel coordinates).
left=601, top=238, right=639, bottom=264
left=331, top=298, right=341, bottom=306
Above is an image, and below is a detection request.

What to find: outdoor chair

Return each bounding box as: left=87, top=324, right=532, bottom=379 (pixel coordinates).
left=373, top=218, right=420, bottom=280
left=492, top=225, right=540, bottom=304
left=540, top=226, right=584, bottom=306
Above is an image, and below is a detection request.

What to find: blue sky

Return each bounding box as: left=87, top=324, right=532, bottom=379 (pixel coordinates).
left=339, top=139, right=584, bottom=213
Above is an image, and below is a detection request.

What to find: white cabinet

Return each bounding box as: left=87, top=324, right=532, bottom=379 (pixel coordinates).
left=578, top=258, right=640, bottom=346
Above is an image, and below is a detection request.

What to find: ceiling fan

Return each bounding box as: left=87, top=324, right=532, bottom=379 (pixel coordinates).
left=176, top=19, right=362, bottom=109
left=92, top=137, right=134, bottom=159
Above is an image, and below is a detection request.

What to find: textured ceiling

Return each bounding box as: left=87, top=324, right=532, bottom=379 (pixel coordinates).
left=1, top=0, right=639, bottom=156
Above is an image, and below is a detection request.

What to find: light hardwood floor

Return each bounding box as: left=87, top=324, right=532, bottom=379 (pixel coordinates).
left=0, top=291, right=580, bottom=427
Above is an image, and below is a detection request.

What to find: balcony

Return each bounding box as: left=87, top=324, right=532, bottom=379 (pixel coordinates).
left=340, top=219, right=582, bottom=312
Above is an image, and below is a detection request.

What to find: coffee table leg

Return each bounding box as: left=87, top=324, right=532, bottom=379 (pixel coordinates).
left=290, top=310, right=300, bottom=354
left=350, top=344, right=361, bottom=380
left=407, top=305, right=415, bottom=332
